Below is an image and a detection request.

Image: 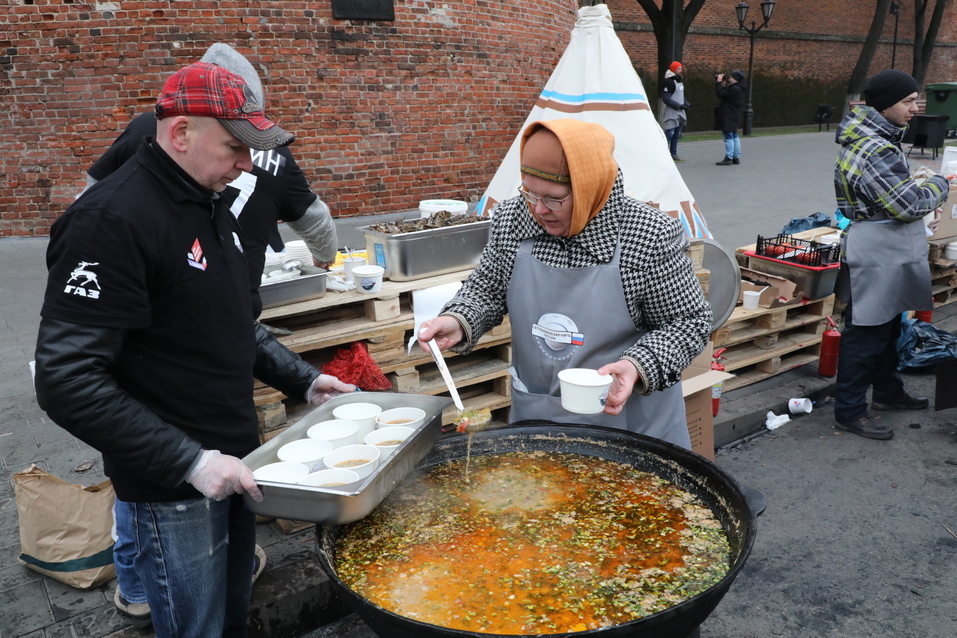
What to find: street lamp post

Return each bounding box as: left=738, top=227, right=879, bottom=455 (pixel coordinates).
left=735, top=0, right=775, bottom=136
left=890, top=1, right=900, bottom=69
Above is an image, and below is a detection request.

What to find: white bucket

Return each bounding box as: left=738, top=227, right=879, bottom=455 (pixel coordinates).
left=351, top=265, right=384, bottom=294
left=945, top=241, right=957, bottom=261
left=557, top=368, right=613, bottom=414
left=419, top=199, right=468, bottom=219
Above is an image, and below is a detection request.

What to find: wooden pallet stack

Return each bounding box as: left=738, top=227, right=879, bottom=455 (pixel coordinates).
left=253, top=270, right=512, bottom=442
left=927, top=236, right=957, bottom=307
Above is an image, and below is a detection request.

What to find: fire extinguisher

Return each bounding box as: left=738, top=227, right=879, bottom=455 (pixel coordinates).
left=819, top=315, right=841, bottom=377
left=711, top=348, right=727, bottom=417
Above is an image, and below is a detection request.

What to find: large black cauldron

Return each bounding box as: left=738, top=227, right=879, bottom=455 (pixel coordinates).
left=316, top=422, right=756, bottom=638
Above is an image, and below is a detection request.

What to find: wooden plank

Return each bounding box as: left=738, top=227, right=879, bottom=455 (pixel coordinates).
left=259, top=270, right=474, bottom=321
left=713, top=295, right=834, bottom=348
left=722, top=350, right=822, bottom=392
left=721, top=332, right=824, bottom=372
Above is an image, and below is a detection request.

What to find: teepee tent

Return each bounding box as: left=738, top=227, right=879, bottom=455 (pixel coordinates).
left=477, top=4, right=712, bottom=239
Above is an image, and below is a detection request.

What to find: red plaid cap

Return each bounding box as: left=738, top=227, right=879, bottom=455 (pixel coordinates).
left=155, top=62, right=294, bottom=150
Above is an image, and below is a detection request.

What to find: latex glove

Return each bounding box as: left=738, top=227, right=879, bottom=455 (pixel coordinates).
left=417, top=316, right=464, bottom=354
left=306, top=374, right=357, bottom=406
left=186, top=450, right=262, bottom=502
left=597, top=360, right=641, bottom=416
left=928, top=207, right=942, bottom=234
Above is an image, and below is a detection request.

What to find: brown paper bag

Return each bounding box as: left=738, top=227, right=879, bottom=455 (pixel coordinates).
left=14, top=464, right=116, bottom=589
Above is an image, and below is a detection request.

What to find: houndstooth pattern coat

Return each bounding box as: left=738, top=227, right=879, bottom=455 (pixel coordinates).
left=443, top=171, right=712, bottom=394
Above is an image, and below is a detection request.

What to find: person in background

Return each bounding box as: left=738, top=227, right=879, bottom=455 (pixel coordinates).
left=85, top=43, right=338, bottom=318
left=660, top=61, right=690, bottom=163
left=715, top=70, right=746, bottom=166
left=35, top=62, right=353, bottom=638
left=417, top=119, right=711, bottom=448
left=832, top=68, right=950, bottom=440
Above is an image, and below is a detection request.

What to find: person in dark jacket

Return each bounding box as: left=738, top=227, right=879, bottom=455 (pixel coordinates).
left=660, top=61, right=690, bottom=162
left=34, top=63, right=353, bottom=638
left=715, top=70, right=746, bottom=165
left=832, top=69, right=950, bottom=440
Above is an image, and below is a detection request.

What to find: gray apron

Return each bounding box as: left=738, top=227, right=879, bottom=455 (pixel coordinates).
left=843, top=219, right=931, bottom=326
left=505, top=238, right=691, bottom=449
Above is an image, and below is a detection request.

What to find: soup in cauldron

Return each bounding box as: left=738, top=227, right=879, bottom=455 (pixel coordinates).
left=335, top=450, right=730, bottom=634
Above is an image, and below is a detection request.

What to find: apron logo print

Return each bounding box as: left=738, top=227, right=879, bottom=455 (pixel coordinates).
left=532, top=314, right=582, bottom=361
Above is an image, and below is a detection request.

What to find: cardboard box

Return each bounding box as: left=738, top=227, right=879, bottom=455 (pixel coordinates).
left=681, top=342, right=734, bottom=460
left=738, top=268, right=802, bottom=308
left=929, top=186, right=957, bottom=240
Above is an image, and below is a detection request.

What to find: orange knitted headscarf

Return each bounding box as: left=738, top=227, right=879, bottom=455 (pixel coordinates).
left=519, top=119, right=617, bottom=237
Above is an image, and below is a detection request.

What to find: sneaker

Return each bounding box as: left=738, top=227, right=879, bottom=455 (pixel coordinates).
left=716, top=157, right=733, bottom=166
left=252, top=544, right=267, bottom=585
left=114, top=587, right=152, bottom=628
left=672, top=155, right=685, bottom=163
left=835, top=415, right=894, bottom=440
left=732, top=158, right=740, bottom=165
left=872, top=392, right=929, bottom=411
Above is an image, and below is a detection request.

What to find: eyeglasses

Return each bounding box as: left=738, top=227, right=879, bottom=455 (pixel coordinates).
left=518, top=184, right=573, bottom=211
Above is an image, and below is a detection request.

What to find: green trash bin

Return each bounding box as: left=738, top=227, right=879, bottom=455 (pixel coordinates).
left=925, top=82, right=957, bottom=135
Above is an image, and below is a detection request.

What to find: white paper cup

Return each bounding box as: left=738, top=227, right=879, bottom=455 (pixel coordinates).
left=297, top=468, right=360, bottom=488
left=352, top=265, right=384, bottom=293
left=364, top=426, right=415, bottom=458
left=557, top=368, right=613, bottom=414
left=332, top=403, right=382, bottom=439
left=375, top=407, right=426, bottom=430
left=323, top=444, right=381, bottom=479
left=742, top=290, right=761, bottom=310
left=306, top=419, right=360, bottom=448
left=252, top=461, right=310, bottom=484
left=788, top=398, right=813, bottom=414
left=342, top=257, right=367, bottom=283
left=276, top=438, right=334, bottom=470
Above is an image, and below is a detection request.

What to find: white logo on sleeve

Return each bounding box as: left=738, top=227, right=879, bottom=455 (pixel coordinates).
left=63, top=261, right=102, bottom=299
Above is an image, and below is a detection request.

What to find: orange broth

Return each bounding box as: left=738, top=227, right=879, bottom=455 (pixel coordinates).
left=335, top=451, right=729, bottom=634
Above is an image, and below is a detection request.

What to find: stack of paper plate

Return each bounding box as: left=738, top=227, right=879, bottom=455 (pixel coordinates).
left=283, top=240, right=312, bottom=263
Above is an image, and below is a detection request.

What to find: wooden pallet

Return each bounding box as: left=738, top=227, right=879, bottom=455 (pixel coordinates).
left=712, top=295, right=834, bottom=349
left=721, top=332, right=824, bottom=392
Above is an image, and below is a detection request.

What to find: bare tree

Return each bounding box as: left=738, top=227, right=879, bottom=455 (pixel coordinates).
left=912, top=0, right=952, bottom=85
left=845, top=0, right=895, bottom=116
left=634, top=0, right=709, bottom=89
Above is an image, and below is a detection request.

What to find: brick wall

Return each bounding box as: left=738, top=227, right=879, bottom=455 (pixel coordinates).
left=2, top=0, right=955, bottom=236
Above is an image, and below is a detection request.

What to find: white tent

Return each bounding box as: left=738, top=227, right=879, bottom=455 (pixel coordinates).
left=477, top=4, right=712, bottom=239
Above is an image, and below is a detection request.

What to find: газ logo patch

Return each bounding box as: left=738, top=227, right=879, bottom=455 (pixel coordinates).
left=188, top=238, right=207, bottom=271
left=63, top=261, right=101, bottom=299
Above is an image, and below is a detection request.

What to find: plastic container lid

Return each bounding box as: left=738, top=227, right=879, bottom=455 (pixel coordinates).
left=419, top=199, right=468, bottom=215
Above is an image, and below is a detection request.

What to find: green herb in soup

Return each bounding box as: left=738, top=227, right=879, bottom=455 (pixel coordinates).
left=335, top=451, right=730, bottom=635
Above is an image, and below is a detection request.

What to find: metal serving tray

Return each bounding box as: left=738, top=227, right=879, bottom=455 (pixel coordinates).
left=241, top=393, right=451, bottom=524
left=259, top=265, right=328, bottom=309
left=360, top=220, right=491, bottom=281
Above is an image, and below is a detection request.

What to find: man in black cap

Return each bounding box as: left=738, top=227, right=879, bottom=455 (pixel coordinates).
left=715, top=70, right=746, bottom=165
left=832, top=69, right=951, bottom=440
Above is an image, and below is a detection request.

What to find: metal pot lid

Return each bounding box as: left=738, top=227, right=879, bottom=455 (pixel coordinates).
left=701, top=238, right=741, bottom=331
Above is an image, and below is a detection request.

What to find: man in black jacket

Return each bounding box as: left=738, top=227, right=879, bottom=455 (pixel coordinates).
left=35, top=62, right=351, bottom=638
left=715, top=70, right=746, bottom=165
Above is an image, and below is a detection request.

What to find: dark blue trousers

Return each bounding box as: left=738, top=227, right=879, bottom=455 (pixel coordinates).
left=834, top=303, right=905, bottom=423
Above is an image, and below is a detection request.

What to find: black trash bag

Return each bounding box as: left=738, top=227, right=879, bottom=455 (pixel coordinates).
left=780, top=212, right=833, bottom=235
left=897, top=318, right=957, bottom=371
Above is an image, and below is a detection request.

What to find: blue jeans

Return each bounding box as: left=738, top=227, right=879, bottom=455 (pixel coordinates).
left=129, top=495, right=256, bottom=638
left=113, top=498, right=148, bottom=604
left=723, top=131, right=741, bottom=159
left=665, top=125, right=682, bottom=157
left=834, top=303, right=906, bottom=423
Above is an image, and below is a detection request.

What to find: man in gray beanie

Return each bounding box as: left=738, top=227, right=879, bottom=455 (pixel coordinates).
left=832, top=69, right=951, bottom=440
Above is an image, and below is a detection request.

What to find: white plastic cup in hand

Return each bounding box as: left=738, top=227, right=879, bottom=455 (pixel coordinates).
left=558, top=368, right=612, bottom=414
left=364, top=426, right=415, bottom=458
left=252, top=461, right=310, bottom=484
left=332, top=403, right=382, bottom=439
left=788, top=398, right=813, bottom=414
left=343, top=257, right=366, bottom=283
left=323, top=444, right=381, bottom=479
left=742, top=290, right=761, bottom=310
left=306, top=419, right=360, bottom=448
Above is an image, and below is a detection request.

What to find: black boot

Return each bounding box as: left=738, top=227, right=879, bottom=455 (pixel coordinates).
left=716, top=157, right=733, bottom=166
left=732, top=157, right=740, bottom=165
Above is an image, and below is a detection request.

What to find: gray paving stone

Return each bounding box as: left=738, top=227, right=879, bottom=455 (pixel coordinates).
left=0, top=579, right=54, bottom=636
